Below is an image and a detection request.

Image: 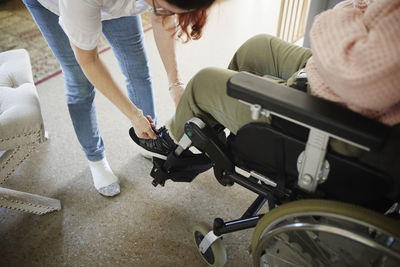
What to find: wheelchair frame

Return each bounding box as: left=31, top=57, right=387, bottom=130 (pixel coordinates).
left=148, top=72, right=400, bottom=266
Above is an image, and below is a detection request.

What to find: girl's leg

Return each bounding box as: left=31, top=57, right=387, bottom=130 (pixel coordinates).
left=23, top=0, right=119, bottom=196
left=169, top=67, right=270, bottom=141
left=23, top=0, right=105, bottom=162
left=169, top=35, right=312, bottom=140
left=102, top=16, right=156, bottom=122
left=228, top=34, right=312, bottom=84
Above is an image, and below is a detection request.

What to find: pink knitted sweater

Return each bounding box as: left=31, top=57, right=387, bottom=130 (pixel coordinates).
left=306, top=0, right=400, bottom=126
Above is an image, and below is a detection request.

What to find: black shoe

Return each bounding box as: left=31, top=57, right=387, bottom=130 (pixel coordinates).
left=129, top=126, right=177, bottom=160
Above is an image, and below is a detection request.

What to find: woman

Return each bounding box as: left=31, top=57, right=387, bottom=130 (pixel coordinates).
left=22, top=0, right=215, bottom=196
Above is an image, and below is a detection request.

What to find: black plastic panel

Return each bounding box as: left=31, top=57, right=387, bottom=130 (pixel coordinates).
left=227, top=72, right=390, bottom=150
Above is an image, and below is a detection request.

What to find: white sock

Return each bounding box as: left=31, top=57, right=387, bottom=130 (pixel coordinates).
left=88, top=157, right=120, bottom=197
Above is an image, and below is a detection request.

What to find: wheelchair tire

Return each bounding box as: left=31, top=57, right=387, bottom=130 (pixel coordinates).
left=251, top=199, right=400, bottom=267
left=192, top=223, right=227, bottom=267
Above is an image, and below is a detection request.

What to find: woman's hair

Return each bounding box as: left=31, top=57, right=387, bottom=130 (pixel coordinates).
left=166, top=0, right=216, bottom=41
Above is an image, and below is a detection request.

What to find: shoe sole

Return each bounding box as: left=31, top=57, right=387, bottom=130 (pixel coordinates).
left=139, top=151, right=153, bottom=160
left=138, top=147, right=167, bottom=160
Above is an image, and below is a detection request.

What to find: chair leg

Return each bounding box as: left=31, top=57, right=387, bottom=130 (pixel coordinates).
left=0, top=143, right=61, bottom=215
left=0, top=187, right=61, bottom=215
left=0, top=146, right=35, bottom=185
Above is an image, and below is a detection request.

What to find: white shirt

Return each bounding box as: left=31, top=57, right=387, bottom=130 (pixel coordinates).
left=38, top=0, right=151, bottom=50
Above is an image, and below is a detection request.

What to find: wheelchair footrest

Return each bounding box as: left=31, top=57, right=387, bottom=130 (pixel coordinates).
left=150, top=150, right=212, bottom=187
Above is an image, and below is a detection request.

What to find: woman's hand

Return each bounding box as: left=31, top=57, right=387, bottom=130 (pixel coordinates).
left=131, top=111, right=157, bottom=139
left=169, top=83, right=185, bottom=108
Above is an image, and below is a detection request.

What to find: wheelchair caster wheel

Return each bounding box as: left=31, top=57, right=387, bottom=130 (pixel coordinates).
left=192, top=223, right=227, bottom=267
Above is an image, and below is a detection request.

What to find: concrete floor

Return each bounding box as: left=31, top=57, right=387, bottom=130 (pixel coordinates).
left=0, top=0, right=280, bottom=266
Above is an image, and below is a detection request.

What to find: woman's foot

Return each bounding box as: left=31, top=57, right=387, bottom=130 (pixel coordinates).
left=88, top=157, right=120, bottom=197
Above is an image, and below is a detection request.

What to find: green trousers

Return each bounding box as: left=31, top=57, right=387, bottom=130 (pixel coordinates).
left=168, top=34, right=400, bottom=184
left=169, top=34, right=312, bottom=139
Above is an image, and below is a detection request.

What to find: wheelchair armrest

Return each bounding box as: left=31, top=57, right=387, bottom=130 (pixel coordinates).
left=227, top=72, right=390, bottom=150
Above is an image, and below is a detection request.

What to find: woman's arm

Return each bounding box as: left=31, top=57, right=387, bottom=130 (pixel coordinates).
left=151, top=14, right=185, bottom=107
left=72, top=44, right=156, bottom=139
left=58, top=0, right=156, bottom=138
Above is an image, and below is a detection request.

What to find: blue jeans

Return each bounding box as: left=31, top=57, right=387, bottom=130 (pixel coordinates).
left=23, top=0, right=156, bottom=161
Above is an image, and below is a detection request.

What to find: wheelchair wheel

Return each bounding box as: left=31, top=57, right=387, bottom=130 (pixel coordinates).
left=251, top=199, right=400, bottom=267
left=192, top=223, right=227, bottom=267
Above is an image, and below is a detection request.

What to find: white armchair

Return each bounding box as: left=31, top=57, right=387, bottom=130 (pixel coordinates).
left=0, top=49, right=61, bottom=215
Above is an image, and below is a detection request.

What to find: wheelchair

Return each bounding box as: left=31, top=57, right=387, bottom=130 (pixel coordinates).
left=147, top=72, right=400, bottom=266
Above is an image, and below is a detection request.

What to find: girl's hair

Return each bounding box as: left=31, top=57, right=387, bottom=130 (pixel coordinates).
left=166, top=0, right=216, bottom=41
